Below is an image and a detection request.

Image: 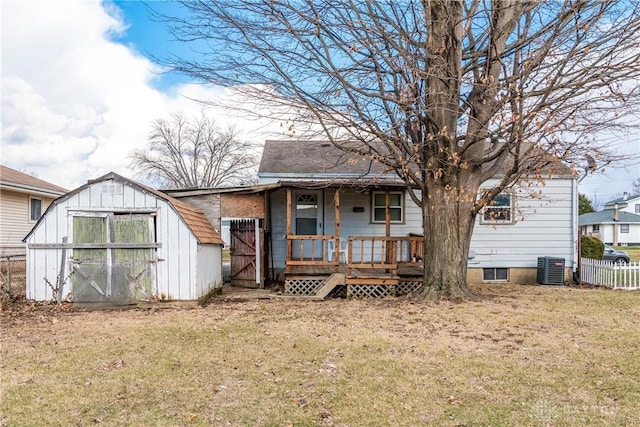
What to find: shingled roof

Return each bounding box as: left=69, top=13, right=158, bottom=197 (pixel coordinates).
left=258, top=139, right=392, bottom=176
left=0, top=164, right=68, bottom=195
left=579, top=210, right=640, bottom=225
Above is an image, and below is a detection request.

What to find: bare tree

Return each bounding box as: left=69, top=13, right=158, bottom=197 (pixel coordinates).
left=131, top=113, right=258, bottom=188
left=161, top=1, right=640, bottom=299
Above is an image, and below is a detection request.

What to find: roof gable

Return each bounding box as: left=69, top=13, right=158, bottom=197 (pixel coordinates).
left=0, top=164, right=67, bottom=195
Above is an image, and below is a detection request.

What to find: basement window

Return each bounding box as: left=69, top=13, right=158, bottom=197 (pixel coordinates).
left=483, top=268, right=509, bottom=282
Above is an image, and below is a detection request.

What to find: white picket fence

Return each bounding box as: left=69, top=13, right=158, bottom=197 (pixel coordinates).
left=580, top=258, right=640, bottom=290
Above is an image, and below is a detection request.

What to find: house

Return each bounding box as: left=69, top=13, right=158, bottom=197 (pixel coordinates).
left=23, top=172, right=223, bottom=303
left=256, top=139, right=577, bottom=296
left=579, top=193, right=640, bottom=246
left=0, top=165, right=67, bottom=254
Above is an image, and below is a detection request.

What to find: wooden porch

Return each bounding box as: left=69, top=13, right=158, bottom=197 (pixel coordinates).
left=282, top=187, right=425, bottom=297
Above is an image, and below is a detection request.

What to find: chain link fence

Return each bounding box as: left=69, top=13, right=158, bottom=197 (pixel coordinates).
left=1, top=249, right=26, bottom=298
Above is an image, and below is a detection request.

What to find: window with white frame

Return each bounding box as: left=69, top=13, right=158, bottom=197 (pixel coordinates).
left=483, top=268, right=508, bottom=281
left=481, top=192, right=514, bottom=224
left=29, top=197, right=42, bottom=221
left=371, top=191, right=403, bottom=223
left=620, top=224, right=629, bottom=233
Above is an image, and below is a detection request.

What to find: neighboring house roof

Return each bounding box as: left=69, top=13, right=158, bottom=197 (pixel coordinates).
left=24, top=172, right=222, bottom=245
left=579, top=210, right=640, bottom=226
left=0, top=164, right=67, bottom=196
left=603, top=194, right=640, bottom=209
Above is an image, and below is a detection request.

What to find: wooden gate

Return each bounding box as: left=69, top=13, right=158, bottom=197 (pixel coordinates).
left=230, top=219, right=264, bottom=288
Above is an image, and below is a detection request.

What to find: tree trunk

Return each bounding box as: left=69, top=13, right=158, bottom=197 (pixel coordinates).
left=420, top=184, right=477, bottom=301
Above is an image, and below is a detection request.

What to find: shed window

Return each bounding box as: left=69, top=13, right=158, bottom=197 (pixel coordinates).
left=483, top=268, right=509, bottom=282
left=592, top=224, right=600, bottom=233
left=29, top=197, right=42, bottom=221
left=372, top=192, right=403, bottom=223
left=481, top=193, right=513, bottom=224
left=620, top=224, right=629, bottom=233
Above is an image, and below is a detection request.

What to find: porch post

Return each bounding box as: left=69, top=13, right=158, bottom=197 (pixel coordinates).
left=385, top=191, right=391, bottom=265
left=334, top=189, right=340, bottom=270
left=286, top=187, right=292, bottom=273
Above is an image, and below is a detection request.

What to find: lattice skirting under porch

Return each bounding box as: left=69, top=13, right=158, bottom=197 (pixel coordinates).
left=285, top=278, right=325, bottom=296
left=396, top=280, right=424, bottom=296
left=347, top=284, right=396, bottom=298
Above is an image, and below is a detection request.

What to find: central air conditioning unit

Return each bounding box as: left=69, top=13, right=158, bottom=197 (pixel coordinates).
left=536, top=257, right=565, bottom=285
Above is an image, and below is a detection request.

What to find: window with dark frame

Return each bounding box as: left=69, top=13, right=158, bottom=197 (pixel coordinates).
left=29, top=197, right=42, bottom=221
left=371, top=192, right=403, bottom=223
left=635, top=204, right=640, bottom=213
left=481, top=192, right=513, bottom=224
left=593, top=224, right=600, bottom=233
left=620, top=224, right=629, bottom=233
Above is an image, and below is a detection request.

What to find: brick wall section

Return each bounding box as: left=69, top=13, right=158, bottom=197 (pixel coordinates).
left=220, top=194, right=265, bottom=219
left=175, top=193, right=265, bottom=233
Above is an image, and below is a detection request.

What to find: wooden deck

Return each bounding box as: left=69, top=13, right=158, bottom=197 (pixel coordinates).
left=286, top=263, right=424, bottom=280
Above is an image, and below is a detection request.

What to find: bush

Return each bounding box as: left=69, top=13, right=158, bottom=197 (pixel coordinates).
left=581, top=236, right=604, bottom=259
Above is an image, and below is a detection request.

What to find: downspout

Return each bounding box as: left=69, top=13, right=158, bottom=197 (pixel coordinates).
left=571, top=177, right=579, bottom=284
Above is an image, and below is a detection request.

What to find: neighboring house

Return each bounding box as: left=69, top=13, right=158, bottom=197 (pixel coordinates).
left=24, top=172, right=223, bottom=303
left=0, top=165, right=67, bottom=254
left=579, top=193, right=640, bottom=246
left=255, top=139, right=577, bottom=295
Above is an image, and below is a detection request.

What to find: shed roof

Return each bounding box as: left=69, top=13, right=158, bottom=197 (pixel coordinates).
left=578, top=210, right=640, bottom=226
left=0, top=164, right=68, bottom=195
left=24, top=172, right=222, bottom=245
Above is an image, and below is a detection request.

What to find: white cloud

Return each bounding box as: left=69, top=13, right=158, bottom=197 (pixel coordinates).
left=0, top=0, right=283, bottom=189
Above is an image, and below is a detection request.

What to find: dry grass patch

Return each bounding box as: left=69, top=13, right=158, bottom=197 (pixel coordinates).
left=1, top=284, right=639, bottom=426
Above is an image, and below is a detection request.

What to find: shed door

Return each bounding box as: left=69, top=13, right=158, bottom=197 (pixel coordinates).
left=71, top=214, right=155, bottom=304
left=230, top=219, right=264, bottom=288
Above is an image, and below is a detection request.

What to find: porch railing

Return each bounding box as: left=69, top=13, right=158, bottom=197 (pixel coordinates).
left=347, top=235, right=424, bottom=275
left=286, top=235, right=339, bottom=270
left=284, top=234, right=425, bottom=274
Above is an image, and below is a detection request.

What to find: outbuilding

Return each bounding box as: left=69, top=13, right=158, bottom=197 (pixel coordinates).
left=24, top=172, right=223, bottom=304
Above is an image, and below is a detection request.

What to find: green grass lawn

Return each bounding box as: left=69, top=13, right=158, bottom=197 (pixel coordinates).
left=2, top=284, right=640, bottom=426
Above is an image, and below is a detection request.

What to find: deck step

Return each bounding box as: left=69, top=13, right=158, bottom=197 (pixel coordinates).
left=315, top=273, right=346, bottom=299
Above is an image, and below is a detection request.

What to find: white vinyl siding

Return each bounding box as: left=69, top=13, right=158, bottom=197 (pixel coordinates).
left=0, top=189, right=56, bottom=250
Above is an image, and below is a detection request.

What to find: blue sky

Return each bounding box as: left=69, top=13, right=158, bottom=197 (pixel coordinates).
left=1, top=0, right=638, bottom=197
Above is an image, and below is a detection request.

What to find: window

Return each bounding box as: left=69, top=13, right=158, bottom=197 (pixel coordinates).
left=481, top=192, right=513, bottom=224
left=372, top=192, right=403, bottom=223
left=620, top=224, right=629, bottom=233
left=483, top=268, right=509, bottom=281
left=29, top=198, right=42, bottom=221
left=295, top=194, right=318, bottom=235
left=635, top=204, right=640, bottom=213
left=592, top=224, right=600, bottom=233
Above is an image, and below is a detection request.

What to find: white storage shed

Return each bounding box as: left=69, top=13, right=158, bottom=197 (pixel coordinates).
left=23, top=172, right=223, bottom=303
